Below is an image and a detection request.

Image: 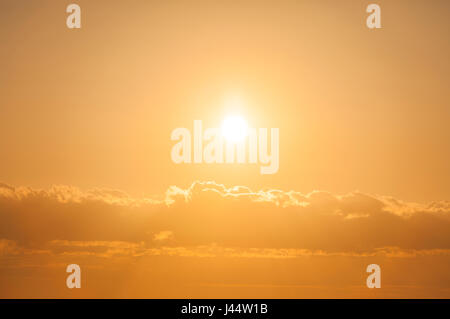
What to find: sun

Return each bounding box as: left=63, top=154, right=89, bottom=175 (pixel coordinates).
left=221, top=115, right=248, bottom=143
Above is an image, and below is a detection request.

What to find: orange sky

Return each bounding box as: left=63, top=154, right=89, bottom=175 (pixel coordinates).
left=0, top=0, right=449, bottom=298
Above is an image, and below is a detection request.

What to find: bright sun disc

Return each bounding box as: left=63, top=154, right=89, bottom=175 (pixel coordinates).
left=221, top=116, right=248, bottom=143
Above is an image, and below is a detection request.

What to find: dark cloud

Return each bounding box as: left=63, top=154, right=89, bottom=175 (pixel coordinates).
left=1, top=181, right=449, bottom=252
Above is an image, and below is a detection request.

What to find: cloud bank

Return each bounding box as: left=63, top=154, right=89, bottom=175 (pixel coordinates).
left=1, top=180, right=449, bottom=255
left=1, top=181, right=450, bottom=298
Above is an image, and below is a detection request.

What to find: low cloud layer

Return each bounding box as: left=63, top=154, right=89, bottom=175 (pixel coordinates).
left=1, top=181, right=450, bottom=298
left=1, top=180, right=449, bottom=254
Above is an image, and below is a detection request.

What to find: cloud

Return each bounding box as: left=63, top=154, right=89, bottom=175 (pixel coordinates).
left=153, top=230, right=174, bottom=242
left=1, top=181, right=450, bottom=298
left=1, top=180, right=449, bottom=253
left=0, top=239, right=19, bottom=256
left=4, top=239, right=450, bottom=260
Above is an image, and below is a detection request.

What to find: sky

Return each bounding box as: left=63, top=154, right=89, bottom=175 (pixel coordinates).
left=0, top=0, right=449, bottom=298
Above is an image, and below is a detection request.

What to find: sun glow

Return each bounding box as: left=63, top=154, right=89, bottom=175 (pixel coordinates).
left=221, top=116, right=248, bottom=143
